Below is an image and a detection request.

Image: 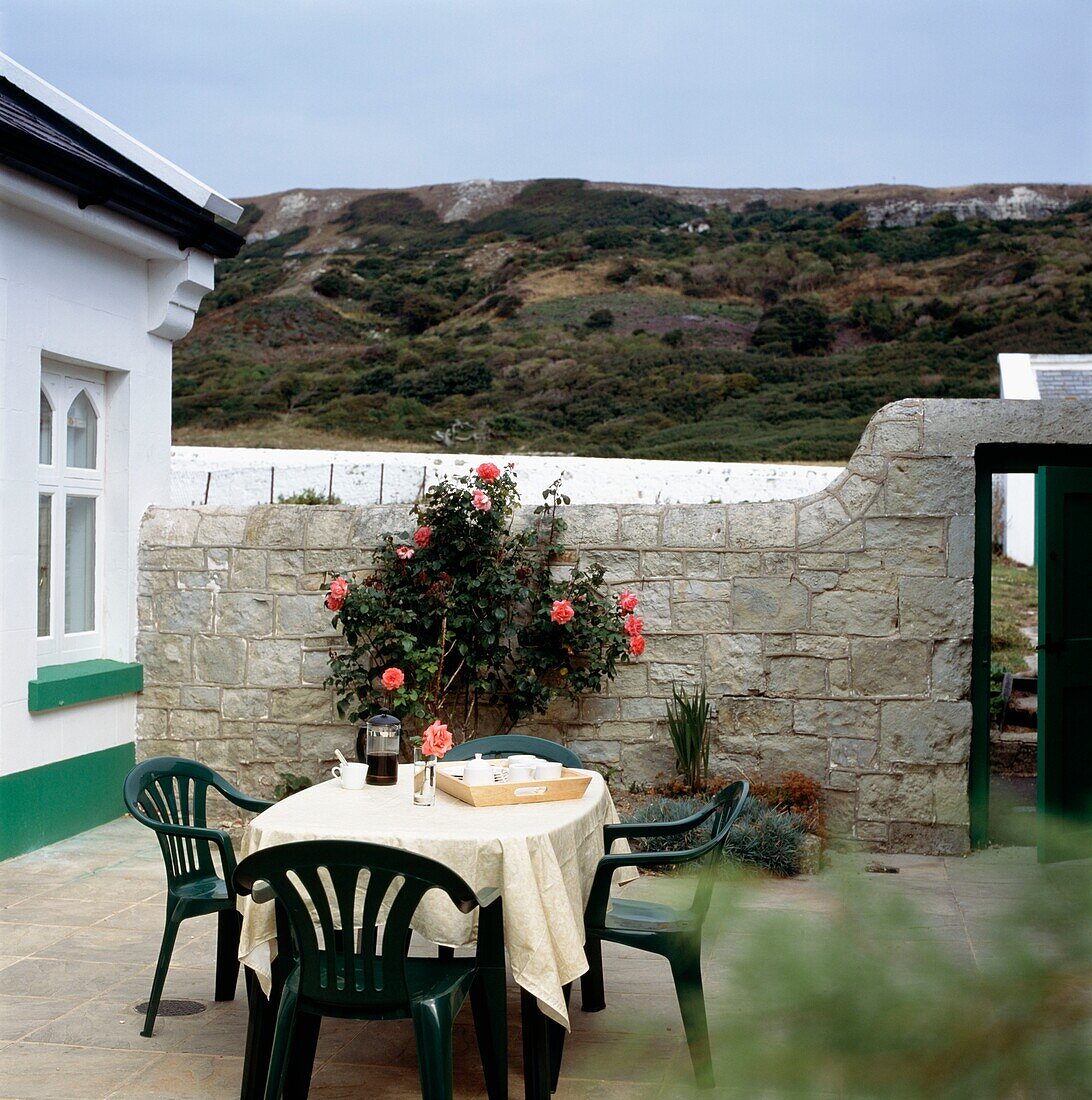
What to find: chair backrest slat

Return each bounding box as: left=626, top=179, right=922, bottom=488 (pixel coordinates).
left=234, top=840, right=480, bottom=1013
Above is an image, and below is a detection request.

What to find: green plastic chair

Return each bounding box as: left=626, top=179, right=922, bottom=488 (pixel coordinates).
left=579, top=780, right=750, bottom=1089
left=233, top=839, right=507, bottom=1100
left=444, top=734, right=582, bottom=769
left=123, top=756, right=272, bottom=1037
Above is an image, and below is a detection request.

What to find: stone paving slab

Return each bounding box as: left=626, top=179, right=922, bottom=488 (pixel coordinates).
left=0, top=816, right=1076, bottom=1099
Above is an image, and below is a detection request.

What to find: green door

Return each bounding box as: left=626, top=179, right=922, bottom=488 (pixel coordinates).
left=1035, top=466, right=1092, bottom=862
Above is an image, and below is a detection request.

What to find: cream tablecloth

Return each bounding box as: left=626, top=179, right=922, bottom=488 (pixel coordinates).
left=237, top=764, right=628, bottom=1028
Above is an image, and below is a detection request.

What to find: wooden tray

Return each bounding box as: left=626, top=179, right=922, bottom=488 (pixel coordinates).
left=436, top=762, right=593, bottom=807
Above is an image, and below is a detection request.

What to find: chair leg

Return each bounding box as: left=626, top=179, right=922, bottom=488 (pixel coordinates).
left=215, top=908, right=242, bottom=1001
left=470, top=965, right=508, bottom=1100
left=141, top=901, right=185, bottom=1037
left=411, top=997, right=456, bottom=1100
left=264, top=971, right=301, bottom=1100
left=580, top=937, right=605, bottom=1013
left=668, top=948, right=714, bottom=1089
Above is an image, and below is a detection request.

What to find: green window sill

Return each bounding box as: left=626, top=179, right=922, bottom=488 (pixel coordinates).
left=28, top=659, right=144, bottom=712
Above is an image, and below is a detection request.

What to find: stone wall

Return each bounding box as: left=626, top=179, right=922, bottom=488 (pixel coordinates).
left=136, top=399, right=1092, bottom=853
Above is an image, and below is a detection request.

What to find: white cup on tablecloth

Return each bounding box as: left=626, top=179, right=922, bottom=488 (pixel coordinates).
left=332, top=762, right=367, bottom=790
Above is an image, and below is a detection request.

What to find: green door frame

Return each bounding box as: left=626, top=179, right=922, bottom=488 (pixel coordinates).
left=971, top=443, right=1092, bottom=848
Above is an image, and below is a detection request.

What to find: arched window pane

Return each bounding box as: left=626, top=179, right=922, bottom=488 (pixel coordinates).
left=66, top=391, right=97, bottom=469
left=39, top=390, right=53, bottom=465
left=64, top=495, right=95, bottom=633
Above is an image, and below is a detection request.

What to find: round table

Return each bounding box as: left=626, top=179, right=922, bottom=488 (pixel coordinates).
left=237, top=763, right=626, bottom=1029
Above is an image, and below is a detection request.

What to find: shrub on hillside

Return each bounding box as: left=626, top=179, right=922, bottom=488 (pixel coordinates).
left=752, top=297, right=833, bottom=355
left=585, top=309, right=615, bottom=330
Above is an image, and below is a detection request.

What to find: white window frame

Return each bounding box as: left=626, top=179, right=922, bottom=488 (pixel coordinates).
left=38, top=364, right=106, bottom=664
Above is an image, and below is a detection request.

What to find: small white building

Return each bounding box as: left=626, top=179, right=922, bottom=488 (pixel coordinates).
left=998, top=353, right=1092, bottom=564
left=0, top=54, right=242, bottom=857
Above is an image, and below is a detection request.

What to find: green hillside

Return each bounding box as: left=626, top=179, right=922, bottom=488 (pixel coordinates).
left=175, top=180, right=1092, bottom=460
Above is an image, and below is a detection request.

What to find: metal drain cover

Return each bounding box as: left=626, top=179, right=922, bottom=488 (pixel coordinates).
left=134, top=999, right=206, bottom=1018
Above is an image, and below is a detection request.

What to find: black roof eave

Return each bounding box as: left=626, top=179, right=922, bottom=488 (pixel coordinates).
left=0, top=121, right=243, bottom=259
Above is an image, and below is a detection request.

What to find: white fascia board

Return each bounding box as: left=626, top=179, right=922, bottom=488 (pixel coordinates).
left=0, top=51, right=242, bottom=224
left=997, top=354, right=1039, bottom=400
left=0, top=163, right=187, bottom=261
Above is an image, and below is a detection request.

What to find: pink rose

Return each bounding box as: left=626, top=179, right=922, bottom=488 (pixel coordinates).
left=413, top=525, right=432, bottom=549
left=618, top=590, right=639, bottom=613
left=421, top=720, right=453, bottom=759
left=380, top=667, right=405, bottom=692
left=550, top=599, right=575, bottom=625
left=395, top=545, right=415, bottom=561
left=476, top=462, right=500, bottom=482
left=623, top=615, right=644, bottom=637
left=472, top=489, right=492, bottom=512
left=628, top=634, right=646, bottom=657
left=325, top=576, right=349, bottom=611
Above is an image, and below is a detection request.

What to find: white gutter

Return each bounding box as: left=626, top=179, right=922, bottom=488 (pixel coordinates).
left=0, top=51, right=242, bottom=224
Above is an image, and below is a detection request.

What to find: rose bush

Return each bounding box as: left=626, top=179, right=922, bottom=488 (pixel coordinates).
left=324, top=465, right=643, bottom=738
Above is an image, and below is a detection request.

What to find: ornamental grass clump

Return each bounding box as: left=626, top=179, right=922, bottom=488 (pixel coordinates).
left=323, top=462, right=642, bottom=737
left=622, top=795, right=808, bottom=877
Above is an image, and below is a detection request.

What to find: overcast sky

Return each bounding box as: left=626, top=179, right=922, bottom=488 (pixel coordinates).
left=2, top=1, right=1088, bottom=200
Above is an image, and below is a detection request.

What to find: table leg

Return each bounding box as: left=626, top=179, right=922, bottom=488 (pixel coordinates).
left=520, top=989, right=552, bottom=1100
left=547, top=984, right=571, bottom=1093
left=240, top=968, right=278, bottom=1100
left=283, top=1010, right=321, bottom=1099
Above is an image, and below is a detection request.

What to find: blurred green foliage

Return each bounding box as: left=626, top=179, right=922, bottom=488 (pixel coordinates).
left=177, top=183, right=1092, bottom=459
left=707, top=840, right=1092, bottom=1098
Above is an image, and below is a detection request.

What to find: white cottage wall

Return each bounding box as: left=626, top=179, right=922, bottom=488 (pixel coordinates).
left=0, top=172, right=215, bottom=855
left=0, top=199, right=169, bottom=773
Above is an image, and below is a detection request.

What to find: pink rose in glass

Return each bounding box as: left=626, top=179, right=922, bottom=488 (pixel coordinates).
left=628, top=634, right=646, bottom=657
left=550, top=599, right=575, bottom=625
left=380, top=667, right=405, bottom=692
left=472, top=489, right=492, bottom=512
left=618, top=590, right=639, bottom=613
left=476, top=462, right=500, bottom=482
left=421, top=720, right=453, bottom=758
left=395, top=545, right=415, bottom=561
left=623, top=615, right=644, bottom=637
left=413, top=525, right=432, bottom=549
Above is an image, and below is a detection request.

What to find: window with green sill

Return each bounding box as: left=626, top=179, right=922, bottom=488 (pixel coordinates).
left=28, top=659, right=143, bottom=712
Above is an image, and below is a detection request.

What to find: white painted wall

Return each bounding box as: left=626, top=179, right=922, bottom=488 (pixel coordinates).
left=1003, top=473, right=1036, bottom=566
left=0, top=170, right=214, bottom=779
left=171, top=446, right=845, bottom=509
left=998, top=354, right=1038, bottom=565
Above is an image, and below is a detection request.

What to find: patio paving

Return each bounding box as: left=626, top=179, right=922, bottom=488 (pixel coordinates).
left=0, top=817, right=1074, bottom=1098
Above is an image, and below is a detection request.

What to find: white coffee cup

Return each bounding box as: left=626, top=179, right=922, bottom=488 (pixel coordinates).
left=508, top=754, right=540, bottom=768
left=534, top=761, right=563, bottom=781
left=508, top=763, right=536, bottom=783
left=332, top=762, right=367, bottom=790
